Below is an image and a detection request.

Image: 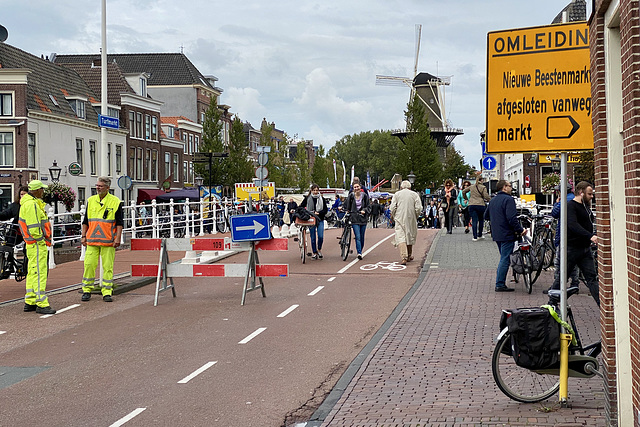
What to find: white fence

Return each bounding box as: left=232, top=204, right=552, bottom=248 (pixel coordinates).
left=44, top=197, right=256, bottom=269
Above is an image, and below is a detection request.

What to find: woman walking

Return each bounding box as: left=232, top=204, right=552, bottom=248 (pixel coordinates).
left=457, top=180, right=471, bottom=234
left=462, top=175, right=491, bottom=241
left=300, top=184, right=328, bottom=259
left=345, top=182, right=370, bottom=259
left=443, top=179, right=458, bottom=234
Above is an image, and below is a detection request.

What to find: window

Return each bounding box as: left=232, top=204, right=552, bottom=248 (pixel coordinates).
left=129, top=147, right=136, bottom=179
left=136, top=148, right=143, bottom=180
left=151, top=116, right=158, bottom=141
left=183, top=161, right=188, bottom=184
left=189, top=161, right=194, bottom=183
left=0, top=132, right=13, bottom=167
left=173, top=154, right=179, bottom=182
left=194, top=136, right=199, bottom=152
left=0, top=94, right=12, bottom=116
left=200, top=112, right=205, bottom=123
left=189, top=134, right=193, bottom=154
left=136, top=113, right=142, bottom=138
left=78, top=187, right=86, bottom=209
left=70, top=100, right=86, bottom=119
left=76, top=138, right=84, bottom=171
left=140, top=77, right=147, bottom=97
left=145, top=115, right=151, bottom=140
left=115, top=145, right=122, bottom=175
left=168, top=126, right=174, bottom=139
left=129, top=111, right=135, bottom=137
left=164, top=152, right=171, bottom=179
left=28, top=133, right=36, bottom=168
left=151, top=150, right=158, bottom=181
left=107, top=143, right=112, bottom=176
left=89, top=140, right=96, bottom=175
left=108, top=107, right=119, bottom=119
left=144, top=149, right=150, bottom=180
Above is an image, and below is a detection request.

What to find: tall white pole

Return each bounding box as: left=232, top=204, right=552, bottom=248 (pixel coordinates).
left=100, top=0, right=109, bottom=177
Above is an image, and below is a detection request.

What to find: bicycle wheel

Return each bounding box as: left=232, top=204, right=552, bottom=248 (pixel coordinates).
left=340, top=227, right=351, bottom=261
left=543, top=242, right=555, bottom=270
left=492, top=330, right=559, bottom=403
left=0, top=251, right=6, bottom=280
left=521, top=251, right=533, bottom=294
left=530, top=242, right=546, bottom=286
left=216, top=212, right=228, bottom=233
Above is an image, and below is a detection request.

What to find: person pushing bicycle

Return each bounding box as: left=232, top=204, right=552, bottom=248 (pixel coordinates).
left=0, top=185, right=28, bottom=279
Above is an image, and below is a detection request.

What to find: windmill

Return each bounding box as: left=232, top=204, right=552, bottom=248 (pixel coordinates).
left=376, top=24, right=462, bottom=148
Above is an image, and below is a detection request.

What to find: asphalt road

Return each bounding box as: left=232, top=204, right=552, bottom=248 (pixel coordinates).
left=0, top=226, right=437, bottom=427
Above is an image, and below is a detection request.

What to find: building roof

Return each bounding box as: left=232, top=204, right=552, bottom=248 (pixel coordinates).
left=58, top=61, right=135, bottom=106
left=0, top=42, right=100, bottom=121
left=54, top=53, right=216, bottom=90
left=551, top=0, right=587, bottom=23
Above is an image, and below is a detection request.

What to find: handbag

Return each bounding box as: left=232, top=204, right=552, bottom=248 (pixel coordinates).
left=440, top=200, right=449, bottom=211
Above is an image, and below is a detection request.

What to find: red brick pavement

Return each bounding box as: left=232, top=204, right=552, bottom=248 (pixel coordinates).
left=320, top=230, right=606, bottom=426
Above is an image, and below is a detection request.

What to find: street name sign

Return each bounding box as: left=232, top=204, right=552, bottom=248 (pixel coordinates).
left=99, top=114, right=120, bottom=130
left=230, top=213, right=271, bottom=242
left=486, top=22, right=593, bottom=154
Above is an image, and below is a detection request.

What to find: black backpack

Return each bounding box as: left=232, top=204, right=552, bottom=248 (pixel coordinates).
left=506, top=307, right=560, bottom=369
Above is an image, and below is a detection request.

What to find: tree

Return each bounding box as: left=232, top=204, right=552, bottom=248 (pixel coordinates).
left=225, top=116, right=254, bottom=187
left=396, top=94, right=441, bottom=191
left=442, top=145, right=473, bottom=184
left=196, top=97, right=225, bottom=187
left=294, top=141, right=311, bottom=192
left=574, top=150, right=595, bottom=185
left=311, top=145, right=332, bottom=188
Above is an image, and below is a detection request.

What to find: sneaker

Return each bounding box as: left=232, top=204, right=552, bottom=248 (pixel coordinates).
left=311, top=253, right=318, bottom=260
left=472, top=238, right=478, bottom=242
left=357, top=254, right=363, bottom=260
left=400, top=258, right=407, bottom=265
left=465, top=228, right=470, bottom=234
left=495, top=286, right=515, bottom=293
left=318, top=251, right=323, bottom=259
left=36, top=306, right=56, bottom=314
left=23, top=303, right=37, bottom=312
left=542, top=289, right=549, bottom=294
left=103, top=295, right=113, bottom=302
left=81, top=293, right=91, bottom=301
left=479, top=235, right=486, bottom=240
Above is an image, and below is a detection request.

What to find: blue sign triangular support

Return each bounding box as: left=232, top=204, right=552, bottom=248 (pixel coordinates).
left=241, top=241, right=266, bottom=305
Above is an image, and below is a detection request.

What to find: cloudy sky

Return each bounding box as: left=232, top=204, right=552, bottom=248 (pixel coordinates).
left=2, top=0, right=588, bottom=169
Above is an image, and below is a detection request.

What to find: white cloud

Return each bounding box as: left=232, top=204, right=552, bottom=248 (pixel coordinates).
left=223, top=87, right=266, bottom=123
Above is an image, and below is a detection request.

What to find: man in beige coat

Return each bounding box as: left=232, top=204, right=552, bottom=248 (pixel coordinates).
left=390, top=180, right=423, bottom=264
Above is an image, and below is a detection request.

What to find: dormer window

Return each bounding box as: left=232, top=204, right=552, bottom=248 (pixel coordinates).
left=68, top=99, right=86, bottom=119
left=140, top=77, right=147, bottom=97
left=168, top=126, right=174, bottom=138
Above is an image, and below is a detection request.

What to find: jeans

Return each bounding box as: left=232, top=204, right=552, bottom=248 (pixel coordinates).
left=551, top=249, right=580, bottom=290
left=351, top=223, right=366, bottom=255
left=309, top=220, right=325, bottom=254
left=495, top=241, right=515, bottom=288
left=469, top=205, right=486, bottom=239
left=551, top=245, right=599, bottom=306
left=444, top=208, right=456, bottom=233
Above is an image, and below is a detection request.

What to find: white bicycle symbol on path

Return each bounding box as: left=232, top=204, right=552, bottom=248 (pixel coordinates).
left=359, top=261, right=407, bottom=271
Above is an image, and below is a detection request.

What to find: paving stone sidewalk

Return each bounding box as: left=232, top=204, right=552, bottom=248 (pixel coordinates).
left=316, top=228, right=606, bottom=426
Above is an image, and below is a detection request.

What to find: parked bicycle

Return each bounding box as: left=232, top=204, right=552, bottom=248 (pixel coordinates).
left=338, top=212, right=352, bottom=261
left=0, top=222, right=27, bottom=282
left=492, top=286, right=602, bottom=403
left=510, top=234, right=535, bottom=294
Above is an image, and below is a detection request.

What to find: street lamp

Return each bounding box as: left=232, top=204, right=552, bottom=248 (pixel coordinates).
left=48, top=160, right=62, bottom=215
left=195, top=175, right=204, bottom=187
left=407, top=171, right=416, bottom=185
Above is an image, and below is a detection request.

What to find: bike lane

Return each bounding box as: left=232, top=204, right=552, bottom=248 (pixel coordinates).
left=315, top=228, right=606, bottom=426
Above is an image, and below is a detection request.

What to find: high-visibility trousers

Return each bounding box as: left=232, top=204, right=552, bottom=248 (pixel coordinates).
left=82, top=245, right=116, bottom=296
left=25, top=242, right=49, bottom=307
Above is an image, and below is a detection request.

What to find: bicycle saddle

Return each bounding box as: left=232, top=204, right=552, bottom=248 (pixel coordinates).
left=547, top=286, right=580, bottom=300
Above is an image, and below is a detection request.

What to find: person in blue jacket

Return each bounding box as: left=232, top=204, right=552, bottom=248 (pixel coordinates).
left=485, top=180, right=526, bottom=292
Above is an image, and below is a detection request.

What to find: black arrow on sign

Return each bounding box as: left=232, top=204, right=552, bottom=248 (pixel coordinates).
left=546, top=116, right=580, bottom=139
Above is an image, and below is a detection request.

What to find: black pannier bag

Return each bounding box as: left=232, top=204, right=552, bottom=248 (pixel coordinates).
left=510, top=251, right=524, bottom=275
left=506, top=307, right=560, bottom=369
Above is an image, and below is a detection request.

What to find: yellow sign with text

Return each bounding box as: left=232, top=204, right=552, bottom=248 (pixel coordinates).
left=486, top=22, right=593, bottom=154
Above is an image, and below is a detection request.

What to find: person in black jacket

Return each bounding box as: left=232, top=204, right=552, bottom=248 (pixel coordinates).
left=300, top=184, right=328, bottom=259
left=344, top=182, right=370, bottom=259
left=370, top=199, right=381, bottom=228
left=548, top=181, right=599, bottom=306
left=286, top=197, right=298, bottom=225
left=0, top=186, right=28, bottom=279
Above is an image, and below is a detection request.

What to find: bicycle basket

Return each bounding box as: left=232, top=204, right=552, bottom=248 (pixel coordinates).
left=295, top=217, right=316, bottom=226
left=506, top=307, right=561, bottom=370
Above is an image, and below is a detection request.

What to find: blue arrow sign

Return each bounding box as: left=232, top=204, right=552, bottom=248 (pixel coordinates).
left=481, top=141, right=487, bottom=156
left=482, top=155, right=497, bottom=171
left=230, top=213, right=271, bottom=242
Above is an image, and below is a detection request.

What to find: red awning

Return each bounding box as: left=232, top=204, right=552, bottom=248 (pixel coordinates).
left=137, top=188, right=169, bottom=203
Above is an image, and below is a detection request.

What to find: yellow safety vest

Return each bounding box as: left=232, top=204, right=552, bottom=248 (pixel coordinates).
left=86, top=193, right=121, bottom=246
left=18, top=194, right=51, bottom=246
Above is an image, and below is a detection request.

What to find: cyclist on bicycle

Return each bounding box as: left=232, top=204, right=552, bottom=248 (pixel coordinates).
left=0, top=186, right=28, bottom=279
left=300, top=184, right=328, bottom=260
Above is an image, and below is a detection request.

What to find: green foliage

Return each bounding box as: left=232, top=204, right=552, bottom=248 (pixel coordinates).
left=294, top=141, right=311, bottom=192
left=574, top=150, right=595, bottom=185
left=196, top=98, right=225, bottom=186
left=442, top=145, right=473, bottom=185
left=311, top=145, right=332, bottom=189
left=226, top=116, right=254, bottom=186
left=396, top=94, right=442, bottom=191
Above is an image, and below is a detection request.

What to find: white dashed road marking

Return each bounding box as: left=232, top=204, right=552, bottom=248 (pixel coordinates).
left=178, top=361, right=218, bottom=384
left=40, top=303, right=81, bottom=318
left=239, top=327, right=267, bottom=344
left=277, top=305, right=299, bottom=318
left=109, top=408, right=147, bottom=427
left=308, top=286, right=324, bottom=296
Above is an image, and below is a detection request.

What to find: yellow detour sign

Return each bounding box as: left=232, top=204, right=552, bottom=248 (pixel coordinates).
left=538, top=153, right=582, bottom=163
left=486, top=22, right=593, bottom=154
left=235, top=182, right=275, bottom=201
